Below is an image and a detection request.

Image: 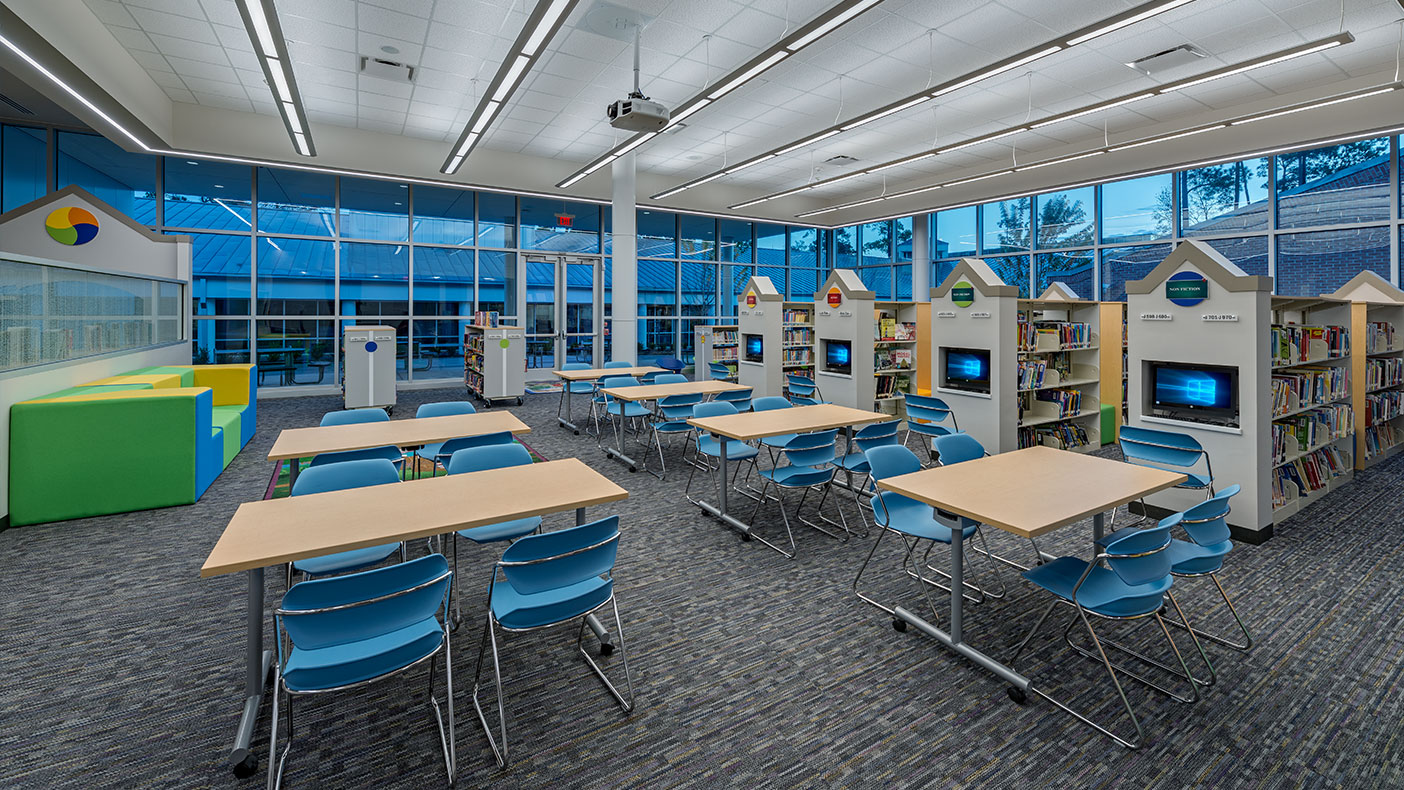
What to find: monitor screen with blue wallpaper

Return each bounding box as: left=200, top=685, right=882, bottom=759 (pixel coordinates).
left=942, top=347, right=990, bottom=393
left=1149, top=361, right=1238, bottom=422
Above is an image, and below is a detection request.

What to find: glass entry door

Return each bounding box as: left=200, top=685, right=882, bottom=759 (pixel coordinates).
left=523, top=254, right=601, bottom=374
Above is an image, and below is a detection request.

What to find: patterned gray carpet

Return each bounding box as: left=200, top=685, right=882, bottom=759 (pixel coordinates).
left=2, top=385, right=1402, bottom=789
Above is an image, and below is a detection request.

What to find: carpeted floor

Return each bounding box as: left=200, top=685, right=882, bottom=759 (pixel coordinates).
left=2, top=385, right=1402, bottom=789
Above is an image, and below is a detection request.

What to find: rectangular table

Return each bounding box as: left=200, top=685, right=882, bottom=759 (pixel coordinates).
left=552, top=366, right=666, bottom=434
left=268, top=411, right=530, bottom=486
left=686, top=404, right=891, bottom=551
left=202, top=458, right=627, bottom=777
left=873, top=447, right=1184, bottom=713
left=597, top=380, right=751, bottom=473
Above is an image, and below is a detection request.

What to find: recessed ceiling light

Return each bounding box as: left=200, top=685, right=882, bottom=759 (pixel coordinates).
left=186, top=160, right=199, bottom=165
left=214, top=184, right=225, bottom=188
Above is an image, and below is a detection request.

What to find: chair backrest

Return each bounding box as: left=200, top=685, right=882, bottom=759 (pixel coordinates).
left=714, top=387, right=752, bottom=402
left=561, top=362, right=590, bottom=371
left=603, top=360, right=632, bottom=369
left=641, top=370, right=665, bottom=384
left=278, top=554, right=451, bottom=652
left=1178, top=483, right=1238, bottom=546
left=933, top=432, right=986, bottom=466
left=599, top=375, right=639, bottom=404
left=291, top=457, right=401, bottom=495
left=320, top=408, right=389, bottom=427
left=498, top=515, right=620, bottom=596
left=751, top=395, right=792, bottom=412
left=446, top=441, right=533, bottom=475
left=709, top=362, right=732, bottom=376
left=865, top=444, right=922, bottom=480
left=439, top=430, right=516, bottom=462
left=903, top=393, right=955, bottom=426
left=1101, top=520, right=1174, bottom=587
left=655, top=373, right=689, bottom=384
left=415, top=401, right=476, bottom=418
left=694, top=400, right=738, bottom=419
left=1118, top=426, right=1208, bottom=471
left=658, top=391, right=704, bottom=418
left=782, top=429, right=838, bottom=468
left=786, top=374, right=819, bottom=397
left=853, top=421, right=901, bottom=453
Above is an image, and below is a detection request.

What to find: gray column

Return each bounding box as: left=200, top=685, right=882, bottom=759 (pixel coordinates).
left=611, top=153, right=638, bottom=363
left=911, top=213, right=930, bottom=297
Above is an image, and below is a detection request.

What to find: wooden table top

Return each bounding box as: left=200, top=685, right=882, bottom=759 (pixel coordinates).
left=688, top=403, right=892, bottom=441
left=267, top=411, right=530, bottom=461
left=553, top=366, right=665, bottom=381
left=876, top=446, right=1187, bottom=539
left=201, top=458, right=628, bottom=577
left=601, top=380, right=750, bottom=401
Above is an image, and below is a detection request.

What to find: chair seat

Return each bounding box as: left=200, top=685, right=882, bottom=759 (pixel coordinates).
left=760, top=464, right=832, bottom=488
left=906, top=422, right=954, bottom=438
left=457, top=516, right=542, bottom=544
left=761, top=433, right=798, bottom=448
left=834, top=452, right=870, bottom=473
left=1167, top=537, right=1231, bottom=575
left=491, top=574, right=613, bottom=630
left=1178, top=472, right=1213, bottom=489
left=607, top=402, right=650, bottom=418
left=566, top=382, right=594, bottom=394
left=875, top=497, right=978, bottom=543
left=283, top=617, right=442, bottom=692
left=415, top=442, right=445, bottom=461
left=698, top=436, right=759, bottom=460
left=311, top=446, right=406, bottom=468
left=1022, top=556, right=1171, bottom=618
left=653, top=419, right=694, bottom=434
left=293, top=543, right=402, bottom=576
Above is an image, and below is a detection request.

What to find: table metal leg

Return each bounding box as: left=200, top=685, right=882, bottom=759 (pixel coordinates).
left=557, top=384, right=582, bottom=433
left=1093, top=511, right=1105, bottom=545
left=602, top=404, right=641, bottom=471
left=693, top=436, right=752, bottom=537
left=287, top=457, right=300, bottom=491
left=229, top=567, right=274, bottom=777
left=575, top=507, right=616, bottom=654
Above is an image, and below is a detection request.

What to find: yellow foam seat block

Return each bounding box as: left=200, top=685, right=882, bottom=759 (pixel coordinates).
left=25, top=387, right=214, bottom=404
left=192, top=364, right=255, bottom=407
left=81, top=374, right=183, bottom=389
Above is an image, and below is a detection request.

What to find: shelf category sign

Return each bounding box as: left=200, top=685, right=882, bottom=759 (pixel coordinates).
left=826, top=287, right=842, bottom=307
left=1166, top=271, right=1209, bottom=307
left=951, top=280, right=975, bottom=308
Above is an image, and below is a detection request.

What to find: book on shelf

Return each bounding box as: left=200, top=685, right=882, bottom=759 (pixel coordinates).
left=1018, top=320, right=1091, bottom=350
left=1035, top=388, right=1082, bottom=417
left=714, top=330, right=738, bottom=344
left=876, top=373, right=911, bottom=399
left=1366, top=390, right=1404, bottom=425
left=1365, top=422, right=1404, bottom=458
left=1271, top=404, right=1353, bottom=463
left=470, top=311, right=501, bottom=328
left=1271, top=324, right=1349, bottom=366
left=1366, top=321, right=1398, bottom=353
left=1020, top=422, right=1091, bottom=450
left=782, top=348, right=812, bottom=365
left=1272, top=444, right=1350, bottom=507
left=1270, top=367, right=1350, bottom=416
left=1366, top=357, right=1404, bottom=390
left=783, top=308, right=812, bottom=324
left=1018, top=359, right=1047, bottom=389
left=783, top=327, right=813, bottom=345
left=874, top=316, right=917, bottom=341
left=874, top=348, right=913, bottom=370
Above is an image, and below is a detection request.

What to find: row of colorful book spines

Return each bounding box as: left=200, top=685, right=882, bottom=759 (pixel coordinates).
left=1366, top=358, right=1404, bottom=384
left=714, top=331, right=738, bottom=343
left=1270, top=325, right=1350, bottom=359
left=783, top=329, right=813, bottom=342
left=782, top=350, right=812, bottom=363
left=782, top=310, right=812, bottom=323
left=1366, top=322, right=1397, bottom=352
left=1364, top=423, right=1404, bottom=457
left=876, top=350, right=913, bottom=368
left=875, top=320, right=917, bottom=340
left=1019, top=423, right=1091, bottom=450
left=1272, top=407, right=1353, bottom=454
left=1273, top=445, right=1350, bottom=500
left=876, top=377, right=911, bottom=397
left=1018, top=323, right=1091, bottom=343
left=1033, top=389, right=1081, bottom=414
left=714, top=351, right=738, bottom=362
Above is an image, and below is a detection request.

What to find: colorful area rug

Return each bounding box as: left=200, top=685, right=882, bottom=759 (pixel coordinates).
left=525, top=380, right=563, bottom=394
left=264, top=437, right=549, bottom=499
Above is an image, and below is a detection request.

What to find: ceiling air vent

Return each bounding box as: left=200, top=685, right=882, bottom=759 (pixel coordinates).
left=823, top=155, right=860, bottom=167
left=0, top=92, right=35, bottom=116
left=1125, top=44, right=1207, bottom=77
left=360, top=56, right=416, bottom=84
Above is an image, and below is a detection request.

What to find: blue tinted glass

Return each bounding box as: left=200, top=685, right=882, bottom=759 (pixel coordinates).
left=188, top=232, right=250, bottom=315
left=682, top=260, right=716, bottom=314
left=1275, top=227, right=1390, bottom=296
left=521, top=197, right=599, bottom=252
left=192, top=318, right=250, bottom=365
left=1035, top=187, right=1093, bottom=249
left=163, top=157, right=249, bottom=229
left=638, top=259, right=677, bottom=314
left=680, top=214, right=716, bottom=260
left=411, top=185, right=474, bottom=246
left=257, top=167, right=334, bottom=236
left=754, top=223, right=782, bottom=265
left=1100, top=175, right=1171, bottom=243
left=413, top=247, right=473, bottom=314
left=1276, top=137, right=1390, bottom=229
left=1100, top=243, right=1172, bottom=301
left=340, top=178, right=409, bottom=241
left=985, top=254, right=1030, bottom=297
left=935, top=206, right=976, bottom=258
left=255, top=318, right=336, bottom=388
left=257, top=237, right=334, bottom=315
left=1202, top=235, right=1267, bottom=277
left=834, top=226, right=857, bottom=268
left=1178, top=158, right=1268, bottom=236
left=896, top=263, right=912, bottom=299
left=934, top=260, right=957, bottom=289
left=638, top=210, right=676, bottom=257
left=721, top=219, right=755, bottom=263
left=894, top=217, right=913, bottom=261
left=982, top=198, right=1030, bottom=254
left=639, top=318, right=675, bottom=365
left=476, top=250, right=516, bottom=314
left=477, top=192, right=516, bottom=248
left=789, top=227, right=819, bottom=270
left=1034, top=251, right=1094, bottom=300
left=340, top=241, right=408, bottom=315
left=56, top=132, right=157, bottom=224
left=860, top=221, right=891, bottom=265
left=789, top=266, right=816, bottom=301
left=3, top=126, right=47, bottom=212
left=858, top=266, right=893, bottom=299
left=758, top=266, right=785, bottom=298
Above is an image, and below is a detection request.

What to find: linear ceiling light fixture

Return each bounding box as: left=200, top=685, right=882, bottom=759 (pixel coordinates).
left=557, top=0, right=887, bottom=190
left=0, top=30, right=151, bottom=149
left=652, top=0, right=1200, bottom=200
left=791, top=79, right=1398, bottom=218
left=734, top=32, right=1354, bottom=210
left=442, top=0, right=581, bottom=173
left=234, top=0, right=315, bottom=156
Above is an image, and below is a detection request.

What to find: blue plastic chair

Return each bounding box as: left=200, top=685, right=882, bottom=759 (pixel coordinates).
left=471, top=516, right=633, bottom=767
left=444, top=443, right=543, bottom=623
left=645, top=388, right=704, bottom=480
left=640, top=370, right=667, bottom=384
left=902, top=394, right=960, bottom=464
left=603, top=360, right=632, bottom=368
left=853, top=445, right=998, bottom=625
left=411, top=401, right=477, bottom=477
left=288, top=459, right=405, bottom=581
left=931, top=432, right=988, bottom=466
left=1118, top=426, right=1216, bottom=496
left=559, top=362, right=596, bottom=395
left=269, top=554, right=454, bottom=787
left=786, top=374, right=824, bottom=405
left=748, top=429, right=847, bottom=558
left=656, top=355, right=685, bottom=373
left=596, top=376, right=651, bottom=453
left=1009, top=516, right=1205, bottom=749
left=308, top=408, right=406, bottom=471
left=713, top=386, right=753, bottom=413
left=832, top=421, right=901, bottom=526
left=419, top=430, right=515, bottom=479
left=709, top=361, right=737, bottom=382
left=684, top=401, right=761, bottom=508
left=751, top=396, right=797, bottom=460
left=653, top=373, right=689, bottom=385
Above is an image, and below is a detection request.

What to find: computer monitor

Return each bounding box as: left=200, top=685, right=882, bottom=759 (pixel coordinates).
left=941, top=347, right=990, bottom=394
left=743, top=334, right=764, bottom=362
left=1148, top=361, right=1238, bottom=423
left=823, top=339, right=851, bottom=374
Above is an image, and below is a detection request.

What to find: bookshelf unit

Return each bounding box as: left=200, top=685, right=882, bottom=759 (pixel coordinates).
left=930, top=258, right=1021, bottom=454
left=812, top=269, right=917, bottom=414
left=1326, top=271, right=1404, bottom=470
left=695, top=324, right=739, bottom=381
left=464, top=324, right=526, bottom=406
left=1016, top=284, right=1102, bottom=453
left=737, top=275, right=791, bottom=397
left=1099, top=301, right=1128, bottom=441
left=1267, top=295, right=1354, bottom=523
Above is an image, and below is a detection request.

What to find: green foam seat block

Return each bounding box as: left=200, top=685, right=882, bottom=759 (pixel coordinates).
left=128, top=366, right=196, bottom=387
left=1100, top=403, right=1115, bottom=445
left=211, top=406, right=243, bottom=467
left=41, top=383, right=154, bottom=399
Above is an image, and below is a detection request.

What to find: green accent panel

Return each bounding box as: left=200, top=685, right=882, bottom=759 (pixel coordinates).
left=212, top=406, right=243, bottom=467
left=8, top=394, right=200, bottom=526
left=129, top=366, right=196, bottom=387
left=37, top=383, right=154, bottom=400
left=1100, top=403, right=1115, bottom=446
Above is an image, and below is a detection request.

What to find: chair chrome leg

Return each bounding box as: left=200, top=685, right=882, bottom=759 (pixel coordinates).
left=1059, top=604, right=1203, bottom=701
left=1008, top=599, right=1060, bottom=666
left=266, top=670, right=287, bottom=790
left=748, top=481, right=797, bottom=559
left=1161, top=573, right=1254, bottom=652
left=853, top=528, right=900, bottom=616
left=575, top=598, right=635, bottom=712
left=470, top=615, right=509, bottom=768
left=810, top=476, right=862, bottom=540
left=1070, top=605, right=1146, bottom=749
left=798, top=481, right=850, bottom=542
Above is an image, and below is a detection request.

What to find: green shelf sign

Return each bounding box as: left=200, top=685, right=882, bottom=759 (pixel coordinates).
left=952, top=281, right=975, bottom=308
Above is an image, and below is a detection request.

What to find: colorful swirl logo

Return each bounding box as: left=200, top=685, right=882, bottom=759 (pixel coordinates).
left=45, top=207, right=100, bottom=246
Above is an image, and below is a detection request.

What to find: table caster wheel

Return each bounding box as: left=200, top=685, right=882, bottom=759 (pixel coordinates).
left=741, top=533, right=752, bottom=541
left=628, top=467, right=637, bottom=473
left=517, top=397, right=524, bottom=406
left=231, top=749, right=258, bottom=778
left=1006, top=686, right=1027, bottom=705
left=891, top=618, right=907, bottom=633
left=600, top=643, right=615, bottom=656
left=573, top=430, right=580, bottom=435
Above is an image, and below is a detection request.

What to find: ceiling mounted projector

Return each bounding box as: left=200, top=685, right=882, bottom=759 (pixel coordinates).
left=607, top=96, right=669, bottom=131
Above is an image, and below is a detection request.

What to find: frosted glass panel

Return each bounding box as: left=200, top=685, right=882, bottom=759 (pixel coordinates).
left=0, top=258, right=184, bottom=371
